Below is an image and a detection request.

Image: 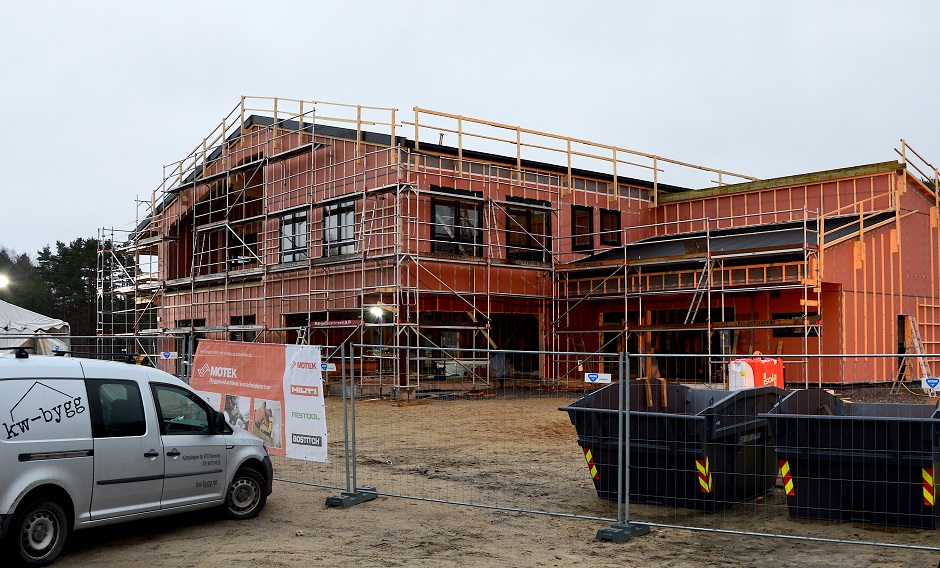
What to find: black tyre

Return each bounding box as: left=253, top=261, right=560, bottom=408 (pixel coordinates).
left=10, top=499, right=68, bottom=566
left=224, top=468, right=267, bottom=520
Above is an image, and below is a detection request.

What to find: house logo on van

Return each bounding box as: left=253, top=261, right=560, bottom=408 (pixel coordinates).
left=197, top=364, right=238, bottom=378
left=3, top=382, right=86, bottom=440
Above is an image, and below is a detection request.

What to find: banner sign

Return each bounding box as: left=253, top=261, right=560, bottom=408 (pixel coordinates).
left=191, top=339, right=327, bottom=462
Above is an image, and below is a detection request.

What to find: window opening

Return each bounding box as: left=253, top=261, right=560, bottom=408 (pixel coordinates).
left=280, top=211, right=308, bottom=263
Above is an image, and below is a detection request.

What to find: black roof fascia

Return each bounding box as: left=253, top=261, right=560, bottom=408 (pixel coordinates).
left=567, top=213, right=895, bottom=269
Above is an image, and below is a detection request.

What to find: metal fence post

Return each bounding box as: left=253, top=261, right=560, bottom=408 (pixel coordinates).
left=326, top=342, right=377, bottom=507
left=596, top=349, right=650, bottom=542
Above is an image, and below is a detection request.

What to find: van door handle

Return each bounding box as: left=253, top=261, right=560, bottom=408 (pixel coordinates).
left=144, top=450, right=159, bottom=458
left=166, top=449, right=181, bottom=457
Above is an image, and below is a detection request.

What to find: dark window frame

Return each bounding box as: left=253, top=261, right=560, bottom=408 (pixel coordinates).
left=572, top=205, right=594, bottom=251
left=505, top=201, right=552, bottom=262
left=431, top=196, right=484, bottom=257
left=280, top=211, right=308, bottom=263
left=323, top=200, right=356, bottom=257
left=230, top=314, right=257, bottom=342
left=600, top=209, right=622, bottom=246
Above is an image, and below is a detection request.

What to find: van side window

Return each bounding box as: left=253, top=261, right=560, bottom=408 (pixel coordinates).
left=86, top=380, right=146, bottom=438
left=151, top=384, right=211, bottom=435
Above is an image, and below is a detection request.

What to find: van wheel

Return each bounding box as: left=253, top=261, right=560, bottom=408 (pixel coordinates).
left=225, top=468, right=266, bottom=520
left=10, top=499, right=68, bottom=566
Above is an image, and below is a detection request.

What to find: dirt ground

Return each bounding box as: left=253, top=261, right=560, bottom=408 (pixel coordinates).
left=54, top=392, right=940, bottom=568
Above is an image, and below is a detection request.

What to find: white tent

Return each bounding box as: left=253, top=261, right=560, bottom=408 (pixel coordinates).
left=0, top=299, right=70, bottom=355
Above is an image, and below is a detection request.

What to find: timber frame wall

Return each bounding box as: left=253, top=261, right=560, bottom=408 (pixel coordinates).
left=97, top=97, right=940, bottom=388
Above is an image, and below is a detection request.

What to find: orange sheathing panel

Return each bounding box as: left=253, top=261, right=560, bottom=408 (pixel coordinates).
left=717, top=198, right=732, bottom=228
left=803, top=183, right=823, bottom=215
left=684, top=202, right=694, bottom=233
left=655, top=204, right=667, bottom=231
left=863, top=232, right=874, bottom=378
left=789, top=186, right=806, bottom=214
left=876, top=231, right=886, bottom=381
left=702, top=198, right=718, bottom=225
left=743, top=192, right=758, bottom=225
left=870, top=173, right=890, bottom=196
left=821, top=289, right=841, bottom=382
left=855, top=176, right=874, bottom=207
left=836, top=179, right=854, bottom=210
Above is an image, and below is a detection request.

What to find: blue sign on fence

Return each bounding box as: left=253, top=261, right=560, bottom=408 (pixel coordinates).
left=584, top=372, right=612, bottom=384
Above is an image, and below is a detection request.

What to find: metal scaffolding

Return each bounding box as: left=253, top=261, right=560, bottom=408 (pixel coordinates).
left=96, top=96, right=940, bottom=391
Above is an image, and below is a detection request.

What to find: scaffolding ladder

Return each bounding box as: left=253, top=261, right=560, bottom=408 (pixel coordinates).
left=685, top=258, right=714, bottom=325
left=891, top=315, right=933, bottom=396
left=296, top=325, right=309, bottom=345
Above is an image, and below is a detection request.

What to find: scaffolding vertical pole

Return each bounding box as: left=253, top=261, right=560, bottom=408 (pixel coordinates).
left=706, top=221, right=713, bottom=386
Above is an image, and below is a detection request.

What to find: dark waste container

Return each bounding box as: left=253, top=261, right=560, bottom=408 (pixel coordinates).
left=559, top=382, right=784, bottom=512
left=762, top=389, right=940, bottom=529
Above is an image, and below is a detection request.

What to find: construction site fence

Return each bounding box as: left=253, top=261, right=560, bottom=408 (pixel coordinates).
left=291, top=346, right=940, bottom=552
left=7, top=337, right=940, bottom=551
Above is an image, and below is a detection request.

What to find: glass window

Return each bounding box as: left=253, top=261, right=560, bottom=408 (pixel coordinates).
left=86, top=380, right=146, bottom=438
left=431, top=197, right=483, bottom=256
left=323, top=201, right=356, bottom=257
left=280, top=212, right=308, bottom=263
left=600, top=209, right=621, bottom=246
left=505, top=202, right=552, bottom=262
left=572, top=205, right=593, bottom=251
left=151, top=384, right=212, bottom=435
left=230, top=314, right=256, bottom=342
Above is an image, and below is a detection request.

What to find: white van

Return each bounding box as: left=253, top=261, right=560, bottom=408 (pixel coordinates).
left=0, top=350, right=273, bottom=566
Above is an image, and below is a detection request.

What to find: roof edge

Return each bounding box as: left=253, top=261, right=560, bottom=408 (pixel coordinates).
left=659, top=161, right=903, bottom=204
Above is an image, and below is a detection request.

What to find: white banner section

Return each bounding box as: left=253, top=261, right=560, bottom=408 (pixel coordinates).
left=284, top=344, right=328, bottom=462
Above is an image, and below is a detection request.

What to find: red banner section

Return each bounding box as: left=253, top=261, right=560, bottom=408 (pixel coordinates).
left=191, top=340, right=286, bottom=400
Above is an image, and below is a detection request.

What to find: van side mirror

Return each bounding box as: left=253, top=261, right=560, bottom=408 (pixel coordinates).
left=213, top=411, right=232, bottom=434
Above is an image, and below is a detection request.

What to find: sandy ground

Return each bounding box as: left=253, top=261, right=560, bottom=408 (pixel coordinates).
left=53, top=393, right=940, bottom=567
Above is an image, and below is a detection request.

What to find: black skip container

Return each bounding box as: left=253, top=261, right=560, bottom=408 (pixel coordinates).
left=761, top=389, right=940, bottom=529
left=560, top=382, right=784, bottom=513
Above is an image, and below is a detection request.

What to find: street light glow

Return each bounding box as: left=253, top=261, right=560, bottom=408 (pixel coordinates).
left=369, top=306, right=384, bottom=319
left=0, top=275, right=9, bottom=288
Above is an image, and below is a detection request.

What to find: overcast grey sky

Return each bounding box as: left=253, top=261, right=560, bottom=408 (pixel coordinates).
left=1, top=1, right=938, bottom=257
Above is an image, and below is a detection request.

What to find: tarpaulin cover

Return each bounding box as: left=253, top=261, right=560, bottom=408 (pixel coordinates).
left=0, top=299, right=70, bottom=354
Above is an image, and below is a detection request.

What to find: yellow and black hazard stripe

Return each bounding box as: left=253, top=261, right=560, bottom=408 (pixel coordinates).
left=923, top=467, right=935, bottom=506
left=582, top=447, right=599, bottom=480
left=696, top=457, right=713, bottom=493
left=779, top=460, right=795, bottom=496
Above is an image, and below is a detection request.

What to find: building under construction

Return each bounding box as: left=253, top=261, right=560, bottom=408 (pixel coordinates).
left=97, top=96, right=940, bottom=391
